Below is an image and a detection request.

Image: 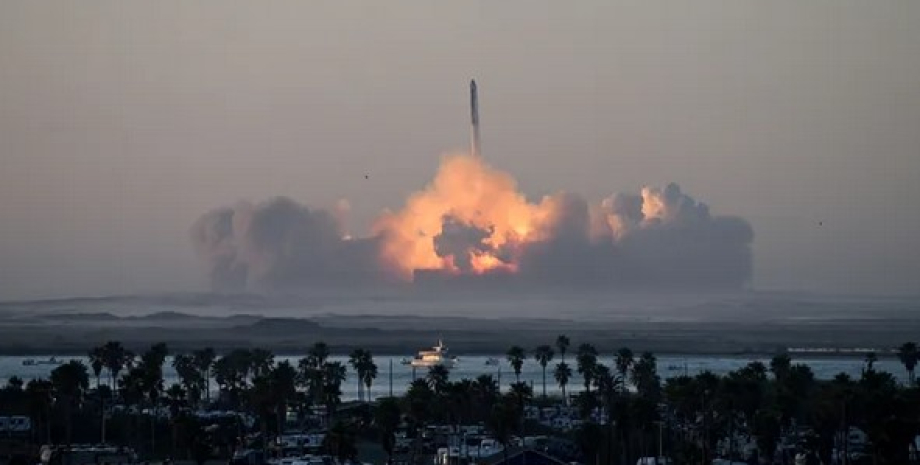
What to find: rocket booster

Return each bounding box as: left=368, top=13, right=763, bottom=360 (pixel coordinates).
left=470, top=79, right=481, bottom=157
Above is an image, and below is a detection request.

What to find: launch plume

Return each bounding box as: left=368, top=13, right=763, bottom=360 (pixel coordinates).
left=192, top=154, right=753, bottom=291
left=191, top=197, right=384, bottom=290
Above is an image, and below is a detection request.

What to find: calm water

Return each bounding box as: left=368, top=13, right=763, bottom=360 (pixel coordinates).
left=0, top=354, right=907, bottom=402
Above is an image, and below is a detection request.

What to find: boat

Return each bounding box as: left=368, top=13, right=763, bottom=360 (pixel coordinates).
left=409, top=339, right=458, bottom=368
left=22, top=357, right=63, bottom=366
left=485, top=357, right=500, bottom=366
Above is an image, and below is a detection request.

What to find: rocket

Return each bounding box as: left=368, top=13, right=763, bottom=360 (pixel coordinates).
left=470, top=79, right=481, bottom=157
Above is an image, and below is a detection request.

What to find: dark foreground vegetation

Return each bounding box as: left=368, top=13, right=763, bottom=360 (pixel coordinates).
left=0, top=339, right=918, bottom=465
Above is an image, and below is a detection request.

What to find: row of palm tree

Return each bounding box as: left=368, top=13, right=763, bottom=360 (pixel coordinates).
left=348, top=348, right=378, bottom=402
left=5, top=338, right=919, bottom=464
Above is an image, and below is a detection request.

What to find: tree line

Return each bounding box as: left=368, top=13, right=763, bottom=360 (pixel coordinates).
left=0, top=340, right=917, bottom=465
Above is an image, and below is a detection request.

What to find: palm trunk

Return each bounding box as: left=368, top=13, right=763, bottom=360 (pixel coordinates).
left=171, top=421, right=178, bottom=457
left=151, top=409, right=157, bottom=457
left=101, top=389, right=106, bottom=444
left=541, top=366, right=546, bottom=397
left=65, top=400, right=73, bottom=445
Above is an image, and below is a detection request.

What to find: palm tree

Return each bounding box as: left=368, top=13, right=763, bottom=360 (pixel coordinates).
left=361, top=356, right=378, bottom=403
left=299, top=342, right=330, bottom=405
left=349, top=349, right=369, bottom=401
left=140, top=343, right=168, bottom=453
left=248, top=375, right=275, bottom=453
left=554, top=362, right=572, bottom=404
left=864, top=351, right=878, bottom=372
left=426, top=365, right=450, bottom=395
left=214, top=348, right=252, bottom=407
left=173, top=353, right=203, bottom=404
left=405, top=378, right=434, bottom=451
left=88, top=346, right=105, bottom=388
left=615, top=347, right=634, bottom=386
left=26, top=379, right=54, bottom=444
left=309, top=342, right=330, bottom=367
left=50, top=360, right=90, bottom=444
left=165, top=383, right=186, bottom=455
left=576, top=343, right=598, bottom=393
left=249, top=348, right=275, bottom=378
left=270, top=361, right=298, bottom=435
left=376, top=397, right=401, bottom=465
left=508, top=381, right=533, bottom=411
left=473, top=375, right=500, bottom=421
left=88, top=345, right=106, bottom=442
left=487, top=397, right=519, bottom=465
left=323, top=361, right=348, bottom=418
left=556, top=335, right=570, bottom=363
left=102, top=340, right=133, bottom=395
left=506, top=346, right=526, bottom=382
left=631, top=352, right=660, bottom=400
left=896, top=342, right=917, bottom=385
left=769, top=353, right=791, bottom=380
left=533, top=345, right=555, bottom=397
left=192, top=347, right=216, bottom=403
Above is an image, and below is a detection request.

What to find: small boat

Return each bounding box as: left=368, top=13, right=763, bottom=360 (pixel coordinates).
left=485, top=357, right=500, bottom=366
left=408, top=339, right=458, bottom=368
left=22, top=357, right=63, bottom=366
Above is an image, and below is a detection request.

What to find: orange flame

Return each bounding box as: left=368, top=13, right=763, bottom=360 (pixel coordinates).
left=373, top=154, right=555, bottom=280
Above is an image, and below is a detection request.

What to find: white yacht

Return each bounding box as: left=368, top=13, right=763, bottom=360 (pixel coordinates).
left=409, top=339, right=458, bottom=368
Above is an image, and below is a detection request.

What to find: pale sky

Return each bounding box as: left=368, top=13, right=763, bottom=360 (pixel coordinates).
left=1, top=1, right=918, bottom=299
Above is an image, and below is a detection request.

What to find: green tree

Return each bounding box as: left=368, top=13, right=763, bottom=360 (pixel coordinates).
left=631, top=352, right=660, bottom=400
left=192, top=347, right=216, bottom=403
left=556, top=335, right=570, bottom=363
left=506, top=346, right=526, bottom=382
left=88, top=345, right=107, bottom=442
left=533, top=345, right=554, bottom=397
left=426, top=365, right=450, bottom=395
left=362, top=355, right=378, bottom=403
left=348, top=349, right=368, bottom=401
left=769, top=353, right=791, bottom=381
left=249, top=348, right=275, bottom=378
left=348, top=348, right=377, bottom=402
left=576, top=343, right=599, bottom=393
left=864, top=351, right=878, bottom=372
left=896, top=341, right=917, bottom=385
left=487, top=397, right=520, bottom=465
left=614, top=347, right=634, bottom=390
left=26, top=379, right=54, bottom=444
left=472, top=375, right=500, bottom=421
left=102, top=340, right=133, bottom=395
left=213, top=348, right=252, bottom=407
left=173, top=354, right=203, bottom=404
left=165, top=383, right=187, bottom=455
left=323, top=361, right=347, bottom=418
left=298, top=342, right=330, bottom=405
left=271, top=361, right=298, bottom=435
left=375, top=397, right=401, bottom=465
left=554, top=362, right=572, bottom=403
left=323, top=421, right=357, bottom=463
left=50, top=360, right=90, bottom=444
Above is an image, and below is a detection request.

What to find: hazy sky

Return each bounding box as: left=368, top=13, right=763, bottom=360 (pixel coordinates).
left=2, top=1, right=918, bottom=299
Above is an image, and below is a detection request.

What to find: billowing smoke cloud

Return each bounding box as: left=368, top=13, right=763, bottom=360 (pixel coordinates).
left=191, top=197, right=384, bottom=290
left=192, top=154, right=753, bottom=290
